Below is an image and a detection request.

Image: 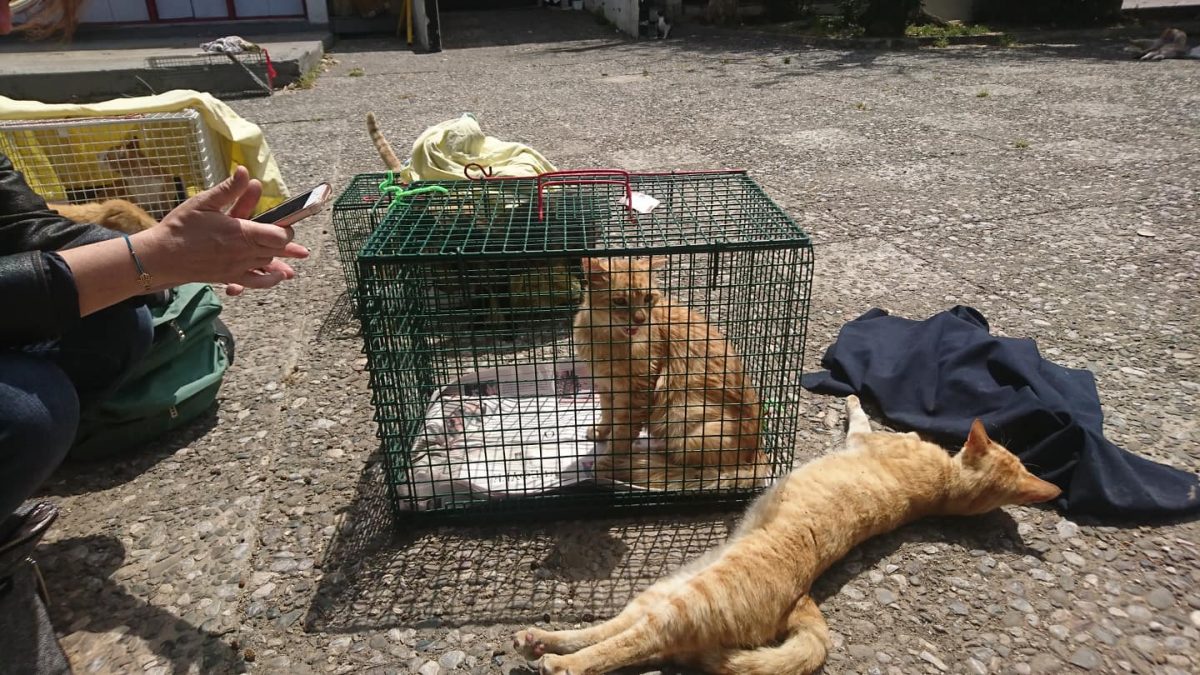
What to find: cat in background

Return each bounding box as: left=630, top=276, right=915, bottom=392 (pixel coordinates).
left=97, top=134, right=182, bottom=220
left=49, top=198, right=157, bottom=235
left=515, top=395, right=1062, bottom=675
left=573, top=256, right=767, bottom=491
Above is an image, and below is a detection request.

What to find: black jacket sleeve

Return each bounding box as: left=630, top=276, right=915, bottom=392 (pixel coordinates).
left=0, top=151, right=123, bottom=347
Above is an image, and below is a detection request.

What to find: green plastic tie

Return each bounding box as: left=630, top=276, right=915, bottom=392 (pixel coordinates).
left=378, top=170, right=450, bottom=218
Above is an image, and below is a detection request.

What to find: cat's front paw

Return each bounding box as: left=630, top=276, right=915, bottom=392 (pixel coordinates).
left=513, top=628, right=549, bottom=660
left=540, top=654, right=576, bottom=675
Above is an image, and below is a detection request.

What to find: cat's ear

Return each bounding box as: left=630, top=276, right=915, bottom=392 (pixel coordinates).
left=961, top=418, right=991, bottom=464
left=125, top=135, right=141, bottom=150
left=581, top=258, right=610, bottom=288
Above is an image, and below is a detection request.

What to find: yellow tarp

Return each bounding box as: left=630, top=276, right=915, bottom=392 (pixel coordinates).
left=400, top=113, right=556, bottom=183
left=0, top=89, right=288, bottom=213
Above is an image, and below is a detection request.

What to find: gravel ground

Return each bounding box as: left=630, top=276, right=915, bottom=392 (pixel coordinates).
left=33, top=8, right=1200, bottom=675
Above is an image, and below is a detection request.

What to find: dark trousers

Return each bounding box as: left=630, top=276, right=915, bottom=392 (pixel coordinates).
left=0, top=302, right=153, bottom=531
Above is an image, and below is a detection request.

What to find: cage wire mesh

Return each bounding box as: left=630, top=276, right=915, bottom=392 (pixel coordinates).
left=353, top=170, right=814, bottom=522
left=145, top=53, right=274, bottom=99
left=331, top=172, right=393, bottom=312
left=0, top=109, right=223, bottom=221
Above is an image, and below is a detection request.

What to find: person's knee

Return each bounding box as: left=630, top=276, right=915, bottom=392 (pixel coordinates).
left=53, top=301, right=154, bottom=406
left=93, top=301, right=154, bottom=371
left=0, top=355, right=79, bottom=517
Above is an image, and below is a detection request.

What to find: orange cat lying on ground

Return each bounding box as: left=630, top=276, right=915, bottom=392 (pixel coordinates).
left=515, top=395, right=1061, bottom=675
left=573, top=256, right=767, bottom=491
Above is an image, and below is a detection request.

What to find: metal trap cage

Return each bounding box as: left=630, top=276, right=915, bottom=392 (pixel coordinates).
left=353, top=169, right=814, bottom=522
left=145, top=53, right=274, bottom=99
left=0, top=109, right=223, bottom=222
left=331, top=172, right=393, bottom=312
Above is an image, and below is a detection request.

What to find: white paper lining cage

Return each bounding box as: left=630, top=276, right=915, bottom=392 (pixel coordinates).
left=0, top=109, right=224, bottom=220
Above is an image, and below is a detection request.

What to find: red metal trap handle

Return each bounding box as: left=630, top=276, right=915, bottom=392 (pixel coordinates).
left=535, top=169, right=634, bottom=222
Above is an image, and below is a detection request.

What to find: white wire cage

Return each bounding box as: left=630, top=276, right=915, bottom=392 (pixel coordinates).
left=0, top=109, right=225, bottom=220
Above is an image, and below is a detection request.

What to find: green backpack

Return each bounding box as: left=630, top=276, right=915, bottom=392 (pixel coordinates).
left=69, top=283, right=233, bottom=460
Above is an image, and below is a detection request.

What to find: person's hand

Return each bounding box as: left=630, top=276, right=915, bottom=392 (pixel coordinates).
left=134, top=166, right=309, bottom=296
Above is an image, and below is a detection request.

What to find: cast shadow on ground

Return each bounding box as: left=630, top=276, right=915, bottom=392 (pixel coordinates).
left=329, top=7, right=622, bottom=54
left=37, top=535, right=245, bottom=675
left=529, top=17, right=1200, bottom=84
left=303, top=451, right=1038, bottom=639
left=37, top=406, right=220, bottom=499
left=316, top=290, right=361, bottom=342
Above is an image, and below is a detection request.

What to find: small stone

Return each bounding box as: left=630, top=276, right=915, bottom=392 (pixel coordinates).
left=1146, top=587, right=1173, bottom=610
left=440, top=650, right=467, bottom=669
left=919, top=650, right=948, bottom=671
left=1030, top=654, right=1061, bottom=674
left=1163, top=636, right=1190, bottom=653
left=1125, top=605, right=1153, bottom=623
left=243, top=648, right=256, bottom=662
left=1010, top=598, right=1034, bottom=614
left=417, top=661, right=442, bottom=675
left=1091, top=627, right=1117, bottom=645
left=841, top=586, right=865, bottom=601
left=330, top=636, right=353, bottom=654
left=274, top=609, right=302, bottom=628
left=1136, top=229, right=1156, bottom=237
left=1055, top=519, right=1080, bottom=539
left=1069, top=646, right=1101, bottom=669
left=1062, top=551, right=1086, bottom=567
left=875, top=588, right=897, bottom=605
left=1049, top=624, right=1070, bottom=640
left=1130, top=635, right=1160, bottom=658
left=1190, top=610, right=1200, bottom=628
left=949, top=601, right=970, bottom=616
left=250, top=583, right=276, bottom=600
left=966, top=657, right=988, bottom=675
left=849, top=645, right=874, bottom=660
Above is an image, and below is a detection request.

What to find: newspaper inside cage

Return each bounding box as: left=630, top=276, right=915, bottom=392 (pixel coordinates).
left=399, top=360, right=658, bottom=510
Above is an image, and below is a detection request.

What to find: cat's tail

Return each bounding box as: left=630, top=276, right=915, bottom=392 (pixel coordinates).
left=597, top=444, right=772, bottom=492
left=366, top=112, right=404, bottom=171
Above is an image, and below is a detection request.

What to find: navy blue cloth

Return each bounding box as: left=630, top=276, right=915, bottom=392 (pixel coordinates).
left=802, top=306, right=1200, bottom=521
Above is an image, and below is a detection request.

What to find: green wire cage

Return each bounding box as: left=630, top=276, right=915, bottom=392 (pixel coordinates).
left=350, top=169, right=814, bottom=522
left=331, top=172, right=392, bottom=310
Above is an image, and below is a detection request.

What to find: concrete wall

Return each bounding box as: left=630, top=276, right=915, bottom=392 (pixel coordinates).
left=923, top=0, right=978, bottom=21
left=584, top=0, right=639, bottom=38
left=77, top=0, right=329, bottom=24
left=305, top=0, right=329, bottom=24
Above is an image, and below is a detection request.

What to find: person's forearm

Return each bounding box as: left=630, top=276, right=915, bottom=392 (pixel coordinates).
left=56, top=231, right=173, bottom=317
